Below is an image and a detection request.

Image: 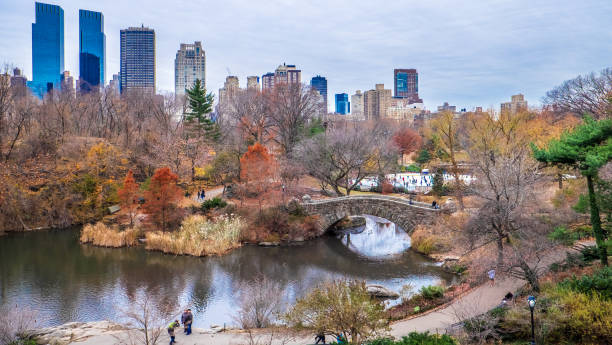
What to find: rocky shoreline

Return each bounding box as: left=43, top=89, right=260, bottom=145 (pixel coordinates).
left=30, top=321, right=230, bottom=345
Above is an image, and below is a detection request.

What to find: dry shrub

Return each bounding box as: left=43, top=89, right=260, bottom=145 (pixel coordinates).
left=234, top=276, right=285, bottom=329
left=0, top=305, right=41, bottom=344
left=410, top=225, right=443, bottom=255
left=382, top=182, right=394, bottom=195
left=80, top=222, right=140, bottom=247
left=145, top=214, right=244, bottom=256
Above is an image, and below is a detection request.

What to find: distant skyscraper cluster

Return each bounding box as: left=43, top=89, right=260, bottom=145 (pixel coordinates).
left=310, top=75, right=328, bottom=111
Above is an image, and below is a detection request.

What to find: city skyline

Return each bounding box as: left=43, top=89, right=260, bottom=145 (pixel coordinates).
left=2, top=0, right=611, bottom=109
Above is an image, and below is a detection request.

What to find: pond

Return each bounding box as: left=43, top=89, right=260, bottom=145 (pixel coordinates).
left=0, top=216, right=455, bottom=327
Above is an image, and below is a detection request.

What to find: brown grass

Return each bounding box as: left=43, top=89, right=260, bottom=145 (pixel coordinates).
left=145, top=215, right=244, bottom=256
left=80, top=222, right=140, bottom=247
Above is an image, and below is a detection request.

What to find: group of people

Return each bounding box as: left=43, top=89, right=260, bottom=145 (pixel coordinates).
left=315, top=332, right=347, bottom=344
left=167, top=309, right=193, bottom=345
left=196, top=189, right=206, bottom=202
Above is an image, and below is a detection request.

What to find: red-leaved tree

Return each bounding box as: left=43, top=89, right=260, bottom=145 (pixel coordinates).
left=240, top=143, right=276, bottom=210
left=392, top=128, right=423, bottom=165
left=118, top=170, right=139, bottom=226
left=144, top=167, right=183, bottom=231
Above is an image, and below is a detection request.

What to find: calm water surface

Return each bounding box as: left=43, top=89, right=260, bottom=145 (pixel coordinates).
left=0, top=216, right=454, bottom=327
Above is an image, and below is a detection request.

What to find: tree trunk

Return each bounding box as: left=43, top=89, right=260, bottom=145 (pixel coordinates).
left=496, top=236, right=504, bottom=269
left=557, top=171, right=563, bottom=189
left=519, top=260, right=540, bottom=292
left=587, top=175, right=608, bottom=266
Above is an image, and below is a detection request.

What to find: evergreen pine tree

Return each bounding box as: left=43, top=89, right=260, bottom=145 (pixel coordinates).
left=184, top=79, right=219, bottom=141
left=533, top=116, right=612, bottom=266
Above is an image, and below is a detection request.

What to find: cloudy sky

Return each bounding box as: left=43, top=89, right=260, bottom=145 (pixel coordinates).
left=1, top=0, right=611, bottom=111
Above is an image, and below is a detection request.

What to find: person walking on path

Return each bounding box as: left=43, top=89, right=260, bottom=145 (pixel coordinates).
left=181, top=309, right=189, bottom=334
left=201, top=189, right=206, bottom=200
left=167, top=320, right=180, bottom=345
left=488, top=268, right=496, bottom=287
left=315, top=332, right=326, bottom=344
left=185, top=309, right=193, bottom=335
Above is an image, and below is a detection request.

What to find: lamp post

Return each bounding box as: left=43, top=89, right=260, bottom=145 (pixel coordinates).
left=528, top=295, right=536, bottom=345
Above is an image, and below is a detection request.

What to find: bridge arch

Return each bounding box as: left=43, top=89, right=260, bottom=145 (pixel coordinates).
left=300, top=195, right=443, bottom=236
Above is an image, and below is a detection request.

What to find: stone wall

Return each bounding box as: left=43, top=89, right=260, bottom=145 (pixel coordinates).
left=301, top=195, right=441, bottom=235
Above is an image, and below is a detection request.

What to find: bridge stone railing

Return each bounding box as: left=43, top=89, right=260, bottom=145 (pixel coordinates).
left=300, top=194, right=443, bottom=235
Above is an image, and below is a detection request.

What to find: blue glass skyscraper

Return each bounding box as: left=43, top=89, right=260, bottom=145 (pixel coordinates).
left=310, top=75, right=327, bottom=111
left=335, top=93, right=350, bottom=115
left=79, top=9, right=105, bottom=92
left=30, top=2, right=64, bottom=98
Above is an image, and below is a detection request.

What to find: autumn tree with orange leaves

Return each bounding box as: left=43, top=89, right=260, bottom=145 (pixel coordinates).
left=240, top=143, right=277, bottom=210
left=118, top=170, right=139, bottom=226
left=392, top=128, right=423, bottom=165
left=144, top=167, right=183, bottom=231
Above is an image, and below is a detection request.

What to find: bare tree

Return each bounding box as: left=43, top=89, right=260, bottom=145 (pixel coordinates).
left=221, top=88, right=271, bottom=145
left=266, top=83, right=320, bottom=156
left=0, top=305, right=42, bottom=345
left=233, top=276, right=285, bottom=329
left=543, top=67, right=612, bottom=119
left=465, top=112, right=540, bottom=270
left=297, top=122, right=397, bottom=195
left=115, top=294, right=175, bottom=345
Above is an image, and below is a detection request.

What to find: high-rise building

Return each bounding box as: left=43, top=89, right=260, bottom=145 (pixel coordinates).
left=108, top=73, right=119, bottom=95
left=30, top=2, right=64, bottom=98
left=60, top=70, right=74, bottom=97
left=174, top=41, right=206, bottom=95
left=275, top=63, right=301, bottom=85
left=500, top=94, right=528, bottom=115
left=335, top=93, right=350, bottom=115
left=261, top=72, right=274, bottom=91
left=310, top=75, right=327, bottom=111
left=247, top=76, right=260, bottom=91
left=218, top=75, right=239, bottom=110
left=120, top=26, right=155, bottom=94
left=437, top=102, right=456, bottom=113
left=364, top=84, right=392, bottom=120
left=351, top=90, right=364, bottom=119
left=10, top=68, right=27, bottom=89
left=394, top=69, right=422, bottom=104
left=79, top=9, right=105, bottom=93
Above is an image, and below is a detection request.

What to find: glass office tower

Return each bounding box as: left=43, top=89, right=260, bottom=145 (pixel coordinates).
left=120, top=26, right=155, bottom=94
left=79, top=9, right=105, bottom=92
left=335, top=93, right=350, bottom=115
left=310, top=75, right=328, bottom=111
left=30, top=2, right=64, bottom=98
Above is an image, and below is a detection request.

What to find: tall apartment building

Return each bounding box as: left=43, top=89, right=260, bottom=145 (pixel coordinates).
left=261, top=72, right=274, bottom=91
left=10, top=68, right=27, bottom=88
left=310, top=75, right=328, bottom=112
left=247, top=76, right=260, bottom=91
left=108, top=73, right=119, bottom=95
left=437, top=102, right=457, bottom=112
left=500, top=94, right=528, bottom=115
left=120, top=26, right=155, bottom=94
left=394, top=68, right=422, bottom=103
left=174, top=41, right=206, bottom=95
left=274, top=63, right=301, bottom=85
left=364, top=84, right=392, bottom=120
left=351, top=90, right=364, bottom=119
left=78, top=10, right=105, bottom=93
left=218, top=75, right=239, bottom=110
left=30, top=2, right=64, bottom=98
left=60, top=70, right=74, bottom=97
left=335, top=93, right=350, bottom=115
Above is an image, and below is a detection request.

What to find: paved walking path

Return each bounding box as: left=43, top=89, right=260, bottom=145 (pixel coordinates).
left=53, top=242, right=590, bottom=345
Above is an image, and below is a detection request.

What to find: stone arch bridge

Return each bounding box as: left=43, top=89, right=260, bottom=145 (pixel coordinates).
left=300, top=195, right=445, bottom=235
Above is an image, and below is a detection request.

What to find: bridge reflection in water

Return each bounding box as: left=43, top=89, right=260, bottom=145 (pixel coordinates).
left=337, top=215, right=412, bottom=258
